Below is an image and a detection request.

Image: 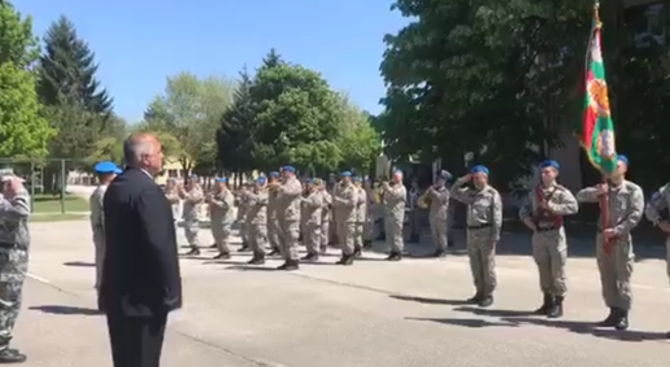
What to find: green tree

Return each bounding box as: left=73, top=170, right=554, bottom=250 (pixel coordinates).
left=250, top=50, right=342, bottom=174
left=334, top=94, right=381, bottom=175
left=380, top=0, right=592, bottom=190
left=217, top=65, right=256, bottom=177
left=0, top=1, right=54, bottom=159
left=143, top=72, right=234, bottom=175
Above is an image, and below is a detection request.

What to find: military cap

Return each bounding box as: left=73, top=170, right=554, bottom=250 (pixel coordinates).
left=94, top=161, right=122, bottom=174
left=539, top=160, right=560, bottom=170
left=352, top=175, right=361, bottom=182
left=618, top=154, right=629, bottom=166
left=470, top=165, right=489, bottom=175
left=216, top=177, right=228, bottom=183
left=281, top=165, right=296, bottom=173
left=341, top=171, right=352, bottom=177
left=393, top=169, right=403, bottom=175
left=269, top=171, right=280, bottom=178
left=436, top=170, right=453, bottom=181
left=256, top=176, right=267, bottom=185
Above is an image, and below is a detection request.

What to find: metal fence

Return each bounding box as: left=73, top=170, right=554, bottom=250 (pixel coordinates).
left=0, top=158, right=93, bottom=215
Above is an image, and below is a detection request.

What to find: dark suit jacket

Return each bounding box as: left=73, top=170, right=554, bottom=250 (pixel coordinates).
left=100, top=167, right=182, bottom=316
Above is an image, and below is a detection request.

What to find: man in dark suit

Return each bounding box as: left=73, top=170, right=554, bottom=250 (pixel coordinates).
left=101, top=133, right=182, bottom=367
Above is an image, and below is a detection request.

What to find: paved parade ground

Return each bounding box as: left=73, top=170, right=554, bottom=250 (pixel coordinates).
left=15, top=220, right=670, bottom=367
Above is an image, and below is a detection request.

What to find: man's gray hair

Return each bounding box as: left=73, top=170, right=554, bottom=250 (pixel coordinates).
left=123, top=133, right=156, bottom=167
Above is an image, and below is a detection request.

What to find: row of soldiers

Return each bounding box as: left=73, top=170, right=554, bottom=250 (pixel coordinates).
left=87, top=154, right=670, bottom=335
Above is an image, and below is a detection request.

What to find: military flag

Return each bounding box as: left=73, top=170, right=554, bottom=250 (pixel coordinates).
left=581, top=1, right=617, bottom=176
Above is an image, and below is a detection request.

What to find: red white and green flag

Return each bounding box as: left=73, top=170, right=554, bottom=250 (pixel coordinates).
left=581, top=2, right=617, bottom=176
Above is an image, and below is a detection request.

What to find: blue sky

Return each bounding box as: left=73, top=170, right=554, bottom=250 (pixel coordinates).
left=14, top=0, right=408, bottom=122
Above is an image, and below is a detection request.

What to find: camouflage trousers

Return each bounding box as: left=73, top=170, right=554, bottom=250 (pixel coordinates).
left=354, top=221, right=365, bottom=248
left=239, top=221, right=249, bottom=245
left=303, top=222, right=321, bottom=255
left=320, top=216, right=330, bottom=249
left=429, top=215, right=448, bottom=251
left=0, top=248, right=28, bottom=350
left=93, top=237, right=105, bottom=290
left=337, top=220, right=356, bottom=255
left=384, top=215, right=405, bottom=253
left=184, top=219, right=200, bottom=249
left=466, top=228, right=497, bottom=296
left=267, top=216, right=281, bottom=252
left=278, top=219, right=300, bottom=261
left=596, top=233, right=634, bottom=311
left=211, top=222, right=232, bottom=254
left=532, top=228, right=567, bottom=297
left=249, top=224, right=268, bottom=256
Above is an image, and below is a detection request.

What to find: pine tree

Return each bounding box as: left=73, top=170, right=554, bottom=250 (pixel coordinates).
left=37, top=15, right=113, bottom=115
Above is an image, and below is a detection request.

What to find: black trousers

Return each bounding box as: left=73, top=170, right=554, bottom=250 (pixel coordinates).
left=106, top=311, right=168, bottom=367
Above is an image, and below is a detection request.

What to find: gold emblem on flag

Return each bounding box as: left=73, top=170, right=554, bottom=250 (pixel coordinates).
left=597, top=130, right=616, bottom=159
left=588, top=79, right=611, bottom=118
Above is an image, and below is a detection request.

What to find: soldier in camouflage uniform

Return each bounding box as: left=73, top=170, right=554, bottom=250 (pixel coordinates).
left=362, top=179, right=374, bottom=249
left=353, top=176, right=367, bottom=257
left=576, top=155, right=644, bottom=330
left=266, top=172, right=282, bottom=256
left=301, top=178, right=323, bottom=261
left=0, top=171, right=30, bottom=363
left=88, top=161, right=122, bottom=296
left=333, top=171, right=358, bottom=265
left=319, top=179, right=332, bottom=254
left=164, top=178, right=181, bottom=225
left=645, top=178, right=670, bottom=338
left=207, top=177, right=235, bottom=260
left=519, top=160, right=578, bottom=318
left=246, top=177, right=269, bottom=265
left=382, top=170, right=407, bottom=261
left=235, top=183, right=251, bottom=252
left=451, top=165, right=502, bottom=307
left=424, top=170, right=452, bottom=258
left=179, top=175, right=204, bottom=256
left=276, top=166, right=303, bottom=270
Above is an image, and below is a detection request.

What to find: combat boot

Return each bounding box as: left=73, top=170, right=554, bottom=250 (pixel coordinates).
left=386, top=252, right=402, bottom=261
left=363, top=240, right=373, bottom=249
left=353, top=246, right=362, bottom=257
left=277, top=260, right=299, bottom=271
left=336, top=253, right=354, bottom=266
left=301, top=252, right=319, bottom=261
left=184, top=248, right=200, bottom=256
left=213, top=251, right=231, bottom=260
left=478, top=294, right=494, bottom=308
left=596, top=307, right=618, bottom=327
left=534, top=293, right=553, bottom=315
left=0, top=348, right=26, bottom=363
left=547, top=296, right=564, bottom=318
left=247, top=252, right=265, bottom=265
left=238, top=243, right=250, bottom=252
left=615, top=309, right=629, bottom=330
left=467, top=292, right=483, bottom=304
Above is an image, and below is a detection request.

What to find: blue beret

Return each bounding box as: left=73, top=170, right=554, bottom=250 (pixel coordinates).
left=352, top=175, right=361, bottom=182
left=437, top=170, right=453, bottom=181
left=281, top=165, right=295, bottom=173
left=269, top=171, right=280, bottom=178
left=94, top=161, right=121, bottom=174
left=256, top=176, right=267, bottom=185
left=393, top=169, right=403, bottom=175
left=618, top=154, right=629, bottom=166
left=216, top=177, right=228, bottom=183
left=341, top=171, right=352, bottom=177
left=309, top=177, right=318, bottom=184
left=539, top=160, right=560, bottom=170
left=470, top=165, right=489, bottom=175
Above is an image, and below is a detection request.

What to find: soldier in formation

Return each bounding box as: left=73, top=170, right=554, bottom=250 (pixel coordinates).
left=362, top=179, right=374, bottom=249
left=333, top=171, right=358, bottom=265
left=407, top=180, right=421, bottom=243
left=235, top=183, right=251, bottom=252
left=275, top=166, right=303, bottom=270
left=0, top=171, right=30, bottom=363
left=179, top=175, right=204, bottom=256
left=353, top=176, right=367, bottom=256
left=267, top=172, right=282, bottom=256
left=246, top=177, right=269, bottom=265
left=451, top=165, right=502, bottom=307
left=301, top=178, right=324, bottom=261
left=576, top=155, right=644, bottom=330
left=382, top=170, right=407, bottom=261
left=645, top=176, right=670, bottom=337
left=519, top=160, right=578, bottom=318
left=165, top=178, right=181, bottom=222
left=207, top=177, right=235, bottom=260
left=319, top=179, right=332, bottom=254
left=88, top=161, right=122, bottom=299
left=424, top=170, right=452, bottom=258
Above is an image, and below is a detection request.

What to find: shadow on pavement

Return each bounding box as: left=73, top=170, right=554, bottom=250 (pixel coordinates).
left=453, top=306, right=536, bottom=318
left=407, top=317, right=514, bottom=328
left=29, top=305, right=102, bottom=316
left=389, top=294, right=472, bottom=306
left=62, top=261, right=95, bottom=267
left=225, top=265, right=278, bottom=272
